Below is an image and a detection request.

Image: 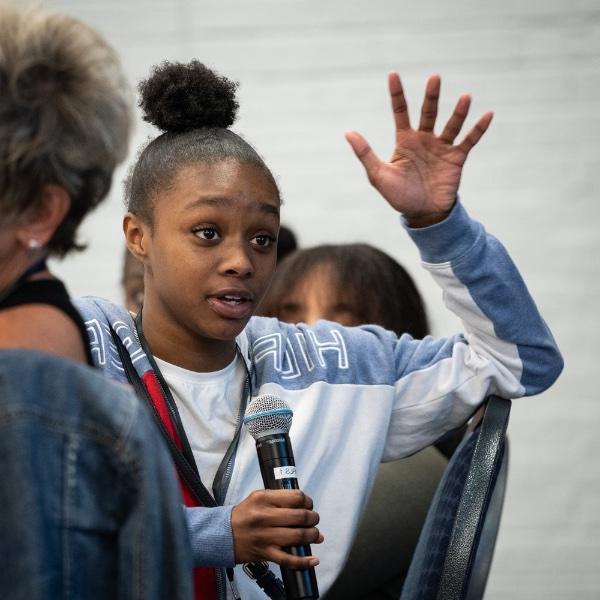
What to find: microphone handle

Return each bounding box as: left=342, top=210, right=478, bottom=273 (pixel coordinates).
left=256, top=434, right=320, bottom=600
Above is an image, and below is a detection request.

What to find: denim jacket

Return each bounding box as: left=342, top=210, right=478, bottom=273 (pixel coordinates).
left=0, top=350, right=192, bottom=599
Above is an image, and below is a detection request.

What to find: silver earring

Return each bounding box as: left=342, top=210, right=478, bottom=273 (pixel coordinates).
left=28, top=239, right=41, bottom=249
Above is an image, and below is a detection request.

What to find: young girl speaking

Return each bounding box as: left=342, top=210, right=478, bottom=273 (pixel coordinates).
left=76, top=61, right=563, bottom=600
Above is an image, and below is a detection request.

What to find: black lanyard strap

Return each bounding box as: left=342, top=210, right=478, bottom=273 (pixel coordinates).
left=134, top=307, right=255, bottom=506
left=134, top=309, right=202, bottom=477
left=243, top=562, right=286, bottom=600
left=118, top=311, right=285, bottom=599
left=111, top=327, right=216, bottom=507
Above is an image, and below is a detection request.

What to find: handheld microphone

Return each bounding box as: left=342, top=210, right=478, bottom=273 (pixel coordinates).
left=243, top=394, right=319, bottom=600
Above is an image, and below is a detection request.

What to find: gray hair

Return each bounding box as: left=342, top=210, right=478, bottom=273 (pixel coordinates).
left=0, top=4, right=132, bottom=255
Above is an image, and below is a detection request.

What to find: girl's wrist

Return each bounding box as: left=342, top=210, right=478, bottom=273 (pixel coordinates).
left=403, top=209, right=452, bottom=229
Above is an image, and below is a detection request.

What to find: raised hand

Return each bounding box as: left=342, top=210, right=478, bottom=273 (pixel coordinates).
left=345, top=73, right=493, bottom=227
left=231, top=489, right=323, bottom=568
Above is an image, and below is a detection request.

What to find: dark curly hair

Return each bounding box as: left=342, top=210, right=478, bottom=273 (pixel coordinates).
left=126, top=60, right=280, bottom=223
left=260, top=244, right=430, bottom=339
left=0, top=5, right=132, bottom=256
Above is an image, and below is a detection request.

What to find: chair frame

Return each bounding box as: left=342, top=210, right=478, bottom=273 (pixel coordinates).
left=437, top=395, right=511, bottom=600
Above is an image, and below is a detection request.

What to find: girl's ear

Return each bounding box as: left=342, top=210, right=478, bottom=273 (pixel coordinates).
left=123, top=212, right=151, bottom=263
left=16, top=184, right=71, bottom=249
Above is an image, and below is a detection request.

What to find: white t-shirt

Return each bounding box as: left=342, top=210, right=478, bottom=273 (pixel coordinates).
left=154, top=354, right=246, bottom=492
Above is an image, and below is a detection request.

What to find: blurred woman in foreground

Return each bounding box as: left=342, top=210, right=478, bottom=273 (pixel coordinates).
left=0, top=6, right=191, bottom=598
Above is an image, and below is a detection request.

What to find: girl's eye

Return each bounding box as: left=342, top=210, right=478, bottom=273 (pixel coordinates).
left=194, top=227, right=221, bottom=241
left=252, top=234, right=275, bottom=248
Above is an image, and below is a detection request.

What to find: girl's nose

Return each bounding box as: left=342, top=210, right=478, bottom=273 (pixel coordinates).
left=222, top=242, right=254, bottom=278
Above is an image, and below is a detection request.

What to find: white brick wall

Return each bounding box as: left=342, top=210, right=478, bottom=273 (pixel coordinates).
left=43, top=1, right=600, bottom=597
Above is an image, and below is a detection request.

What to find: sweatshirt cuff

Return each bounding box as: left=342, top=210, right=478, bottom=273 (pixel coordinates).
left=401, top=198, right=482, bottom=264
left=183, top=505, right=236, bottom=568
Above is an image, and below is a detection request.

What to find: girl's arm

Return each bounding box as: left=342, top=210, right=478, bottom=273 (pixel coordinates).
left=381, top=198, right=563, bottom=459
left=342, top=74, right=562, bottom=458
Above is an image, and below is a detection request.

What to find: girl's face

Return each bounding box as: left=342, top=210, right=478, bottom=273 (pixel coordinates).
left=130, top=159, right=280, bottom=355
left=276, top=263, right=362, bottom=326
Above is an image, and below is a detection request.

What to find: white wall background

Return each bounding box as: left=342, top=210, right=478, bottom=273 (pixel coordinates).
left=39, top=0, right=600, bottom=597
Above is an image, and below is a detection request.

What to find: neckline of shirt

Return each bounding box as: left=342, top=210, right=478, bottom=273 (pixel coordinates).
left=154, top=354, right=239, bottom=385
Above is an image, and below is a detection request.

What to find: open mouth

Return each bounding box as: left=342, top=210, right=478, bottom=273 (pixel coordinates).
left=207, top=292, right=254, bottom=320
left=219, top=295, right=247, bottom=305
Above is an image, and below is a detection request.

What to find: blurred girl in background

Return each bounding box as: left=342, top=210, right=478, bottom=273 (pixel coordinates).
left=260, top=243, right=445, bottom=598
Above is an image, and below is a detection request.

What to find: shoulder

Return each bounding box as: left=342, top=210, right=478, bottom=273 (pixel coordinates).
left=74, top=295, right=132, bottom=325
left=74, top=295, right=135, bottom=350
left=0, top=304, right=87, bottom=363
left=242, top=316, right=400, bottom=388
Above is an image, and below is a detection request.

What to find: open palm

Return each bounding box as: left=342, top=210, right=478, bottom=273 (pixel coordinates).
left=346, top=74, right=493, bottom=227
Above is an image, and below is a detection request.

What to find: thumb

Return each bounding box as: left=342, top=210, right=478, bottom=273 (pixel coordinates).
left=345, top=131, right=382, bottom=180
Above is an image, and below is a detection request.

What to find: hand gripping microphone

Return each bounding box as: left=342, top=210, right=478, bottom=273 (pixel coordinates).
left=243, top=394, right=320, bottom=600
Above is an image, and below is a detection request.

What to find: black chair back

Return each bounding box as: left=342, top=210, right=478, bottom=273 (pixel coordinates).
left=400, top=395, right=511, bottom=600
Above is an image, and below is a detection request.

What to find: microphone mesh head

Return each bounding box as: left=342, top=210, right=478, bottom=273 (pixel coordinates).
left=243, top=394, right=293, bottom=439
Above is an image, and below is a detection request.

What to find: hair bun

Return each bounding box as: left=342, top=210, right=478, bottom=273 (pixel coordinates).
left=138, top=60, right=238, bottom=133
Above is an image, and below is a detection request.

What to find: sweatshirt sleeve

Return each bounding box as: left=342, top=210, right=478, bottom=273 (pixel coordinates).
left=183, top=505, right=236, bottom=568
left=381, top=199, right=563, bottom=459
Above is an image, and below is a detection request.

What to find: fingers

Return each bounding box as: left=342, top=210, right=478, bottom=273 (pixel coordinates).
left=262, top=507, right=319, bottom=528
left=242, top=491, right=318, bottom=527
left=262, top=489, right=313, bottom=510
left=232, top=490, right=324, bottom=566
left=440, top=94, right=471, bottom=144
left=345, top=131, right=382, bottom=184
left=388, top=72, right=410, bottom=131
left=457, top=111, right=494, bottom=156
left=418, top=74, right=441, bottom=133
left=266, top=547, right=321, bottom=570
left=270, top=525, right=323, bottom=548
left=264, top=528, right=325, bottom=569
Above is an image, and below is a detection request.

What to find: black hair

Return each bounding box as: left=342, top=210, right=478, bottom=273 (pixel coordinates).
left=260, top=243, right=430, bottom=339
left=277, top=225, right=298, bottom=263
left=125, top=60, right=280, bottom=223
